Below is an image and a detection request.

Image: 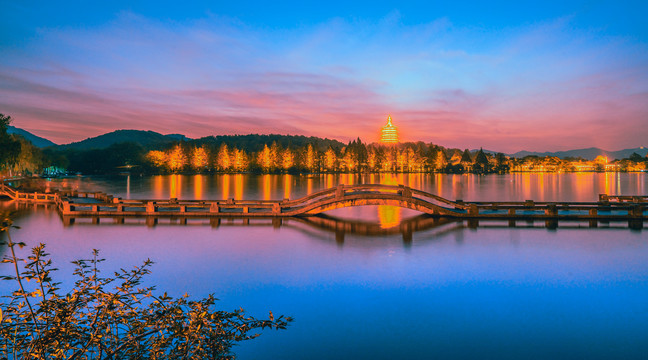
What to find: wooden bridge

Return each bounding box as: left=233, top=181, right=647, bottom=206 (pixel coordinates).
left=1, top=182, right=646, bottom=228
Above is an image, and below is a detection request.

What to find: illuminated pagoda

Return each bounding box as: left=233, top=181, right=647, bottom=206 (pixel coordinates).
left=380, top=115, right=399, bottom=144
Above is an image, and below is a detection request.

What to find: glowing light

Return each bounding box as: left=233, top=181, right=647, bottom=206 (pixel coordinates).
left=378, top=206, right=401, bottom=229
left=380, top=115, right=399, bottom=144
left=194, top=174, right=204, bottom=199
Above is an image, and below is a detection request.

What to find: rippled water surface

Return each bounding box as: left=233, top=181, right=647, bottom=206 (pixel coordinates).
left=1, top=173, right=647, bottom=359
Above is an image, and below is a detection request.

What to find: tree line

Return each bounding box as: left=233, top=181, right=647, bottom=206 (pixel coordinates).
left=1, top=113, right=647, bottom=176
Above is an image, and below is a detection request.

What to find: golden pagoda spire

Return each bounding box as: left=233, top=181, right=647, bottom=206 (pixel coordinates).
left=380, top=114, right=399, bottom=144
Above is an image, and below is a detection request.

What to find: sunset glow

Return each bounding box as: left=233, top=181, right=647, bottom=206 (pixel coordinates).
left=1, top=2, right=646, bottom=152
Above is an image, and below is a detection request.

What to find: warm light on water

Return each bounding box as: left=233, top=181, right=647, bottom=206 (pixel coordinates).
left=1, top=173, right=647, bottom=359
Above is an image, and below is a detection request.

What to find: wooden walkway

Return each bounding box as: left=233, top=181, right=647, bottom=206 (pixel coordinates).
left=1, top=183, right=646, bottom=228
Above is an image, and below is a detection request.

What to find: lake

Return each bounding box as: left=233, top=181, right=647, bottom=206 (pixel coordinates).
left=1, top=173, right=647, bottom=359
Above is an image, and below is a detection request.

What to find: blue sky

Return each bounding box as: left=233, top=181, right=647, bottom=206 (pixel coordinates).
left=1, top=0, right=646, bottom=151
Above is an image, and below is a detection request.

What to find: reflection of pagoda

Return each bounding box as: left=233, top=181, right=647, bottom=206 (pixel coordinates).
left=380, top=115, right=399, bottom=144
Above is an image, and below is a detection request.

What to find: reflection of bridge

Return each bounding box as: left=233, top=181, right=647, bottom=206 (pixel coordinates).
left=1, top=183, right=646, bottom=229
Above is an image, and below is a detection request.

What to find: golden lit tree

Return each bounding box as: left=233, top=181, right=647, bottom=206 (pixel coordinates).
left=191, top=145, right=209, bottom=172
left=324, top=147, right=337, bottom=172
left=216, top=143, right=231, bottom=172
left=167, top=145, right=187, bottom=172
left=302, top=144, right=317, bottom=172
left=269, top=142, right=281, bottom=170
left=282, top=148, right=295, bottom=170
left=232, top=148, right=248, bottom=172
left=382, top=148, right=396, bottom=172
left=342, top=151, right=356, bottom=172
left=367, top=148, right=378, bottom=171
left=257, top=144, right=272, bottom=172
left=435, top=150, right=448, bottom=170
left=147, top=150, right=167, bottom=169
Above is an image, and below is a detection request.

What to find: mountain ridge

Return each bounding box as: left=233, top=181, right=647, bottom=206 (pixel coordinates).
left=7, top=126, right=647, bottom=160
left=7, top=126, right=57, bottom=148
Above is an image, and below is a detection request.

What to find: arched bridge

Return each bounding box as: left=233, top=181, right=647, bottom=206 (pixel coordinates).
left=1, top=182, right=646, bottom=228
left=278, top=184, right=467, bottom=216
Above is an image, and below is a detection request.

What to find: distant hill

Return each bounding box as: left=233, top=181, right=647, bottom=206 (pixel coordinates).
left=509, top=147, right=648, bottom=161
left=193, top=134, right=345, bottom=152
left=7, top=126, right=57, bottom=147
left=58, top=130, right=189, bottom=150
left=54, top=130, right=345, bottom=152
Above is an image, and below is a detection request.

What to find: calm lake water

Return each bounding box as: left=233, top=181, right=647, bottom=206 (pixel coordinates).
left=1, top=173, right=647, bottom=359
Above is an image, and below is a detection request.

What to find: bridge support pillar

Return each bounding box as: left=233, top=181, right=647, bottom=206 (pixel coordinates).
left=62, top=201, right=72, bottom=215
left=92, top=205, right=99, bottom=212
left=468, top=204, right=478, bottom=216
left=62, top=216, right=75, bottom=227
left=335, top=230, right=345, bottom=244
left=589, top=209, right=598, bottom=227
left=545, top=204, right=558, bottom=217
left=508, top=208, right=516, bottom=227
left=629, top=219, right=643, bottom=230
left=180, top=205, right=187, bottom=213
left=525, top=200, right=534, bottom=207
left=146, top=217, right=157, bottom=227
left=546, top=219, right=558, bottom=230
left=146, top=201, right=156, bottom=214
left=273, top=203, right=281, bottom=214
left=335, top=184, right=345, bottom=199
left=210, top=202, right=220, bottom=213
left=117, top=204, right=124, bottom=212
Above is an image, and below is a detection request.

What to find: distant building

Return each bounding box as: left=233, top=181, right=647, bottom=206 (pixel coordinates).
left=380, top=115, right=399, bottom=144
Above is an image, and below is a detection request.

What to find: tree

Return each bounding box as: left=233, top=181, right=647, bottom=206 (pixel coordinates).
left=167, top=145, right=187, bottom=172
left=460, top=149, right=472, bottom=164
left=216, top=143, right=231, bottom=172
left=9, top=135, right=44, bottom=175
left=282, top=148, right=295, bottom=171
left=191, top=145, right=210, bottom=172
left=323, top=147, right=337, bottom=172
left=0, top=213, right=291, bottom=359
left=628, top=152, right=644, bottom=163
left=301, top=144, right=317, bottom=172
left=147, top=150, right=167, bottom=170
left=473, top=148, right=491, bottom=174
left=0, top=114, right=21, bottom=173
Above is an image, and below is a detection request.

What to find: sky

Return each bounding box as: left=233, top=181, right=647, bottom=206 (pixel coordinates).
left=0, top=1, right=646, bottom=152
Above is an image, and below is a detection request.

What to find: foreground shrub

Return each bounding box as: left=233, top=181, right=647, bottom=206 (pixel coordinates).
left=0, top=213, right=291, bottom=359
